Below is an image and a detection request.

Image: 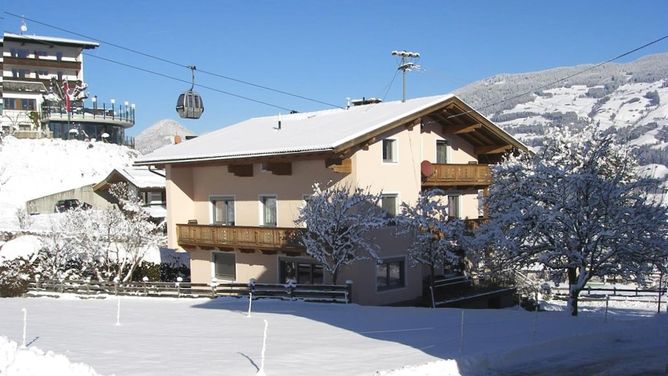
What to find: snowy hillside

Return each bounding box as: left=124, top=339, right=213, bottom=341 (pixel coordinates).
left=134, top=119, right=195, bottom=155
left=456, top=54, right=668, bottom=168
left=0, top=137, right=139, bottom=227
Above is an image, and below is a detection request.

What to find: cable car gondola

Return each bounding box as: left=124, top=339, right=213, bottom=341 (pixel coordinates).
left=176, top=65, right=204, bottom=119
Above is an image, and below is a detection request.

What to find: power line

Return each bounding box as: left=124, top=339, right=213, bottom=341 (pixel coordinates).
left=446, top=33, right=668, bottom=121
left=4, top=11, right=344, bottom=109
left=85, top=53, right=297, bottom=112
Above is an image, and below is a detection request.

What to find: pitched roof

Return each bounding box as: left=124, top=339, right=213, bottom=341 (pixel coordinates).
left=135, top=94, right=527, bottom=166
left=93, top=167, right=165, bottom=192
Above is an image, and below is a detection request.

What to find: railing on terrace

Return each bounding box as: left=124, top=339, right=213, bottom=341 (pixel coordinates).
left=41, top=103, right=135, bottom=126
left=422, top=163, right=492, bottom=188
left=28, top=279, right=352, bottom=303
left=177, top=224, right=304, bottom=252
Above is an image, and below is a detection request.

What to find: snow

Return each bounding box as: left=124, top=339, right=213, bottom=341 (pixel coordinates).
left=0, top=337, right=106, bottom=376
left=136, top=95, right=458, bottom=164
left=0, top=235, right=42, bottom=262
left=0, top=297, right=665, bottom=376
left=0, top=137, right=138, bottom=229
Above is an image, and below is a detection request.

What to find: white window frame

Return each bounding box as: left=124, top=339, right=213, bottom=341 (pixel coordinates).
left=448, top=194, right=461, bottom=219
left=210, top=195, right=236, bottom=225
left=436, top=139, right=450, bottom=164
left=259, top=194, right=278, bottom=227
left=380, top=193, right=399, bottom=218
left=382, top=138, right=398, bottom=163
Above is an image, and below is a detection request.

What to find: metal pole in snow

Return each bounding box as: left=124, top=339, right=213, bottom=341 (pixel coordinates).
left=605, top=295, right=609, bottom=323
left=21, top=308, right=27, bottom=348
left=115, top=297, right=121, bottom=326
left=247, top=292, right=253, bottom=318
left=257, top=319, right=268, bottom=376
left=459, top=310, right=464, bottom=355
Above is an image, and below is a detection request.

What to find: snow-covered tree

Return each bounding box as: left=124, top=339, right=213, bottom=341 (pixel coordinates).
left=296, top=183, right=386, bottom=284
left=477, top=124, right=668, bottom=315
left=37, top=218, right=80, bottom=281
left=61, top=183, right=165, bottom=282
left=397, top=189, right=465, bottom=281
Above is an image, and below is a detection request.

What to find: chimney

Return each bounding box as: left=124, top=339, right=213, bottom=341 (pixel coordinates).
left=174, top=134, right=182, bottom=144
left=350, top=97, right=382, bottom=106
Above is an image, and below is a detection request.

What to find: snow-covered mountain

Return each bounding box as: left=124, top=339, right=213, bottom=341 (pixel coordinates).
left=455, top=54, right=668, bottom=171
left=134, top=119, right=196, bottom=155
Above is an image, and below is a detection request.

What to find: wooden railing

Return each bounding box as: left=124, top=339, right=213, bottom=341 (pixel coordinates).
left=422, top=163, right=491, bottom=187
left=28, top=279, right=352, bottom=303
left=177, top=224, right=304, bottom=252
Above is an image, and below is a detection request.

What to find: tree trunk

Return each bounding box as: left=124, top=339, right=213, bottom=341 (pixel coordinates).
left=332, top=269, right=339, bottom=285
left=567, top=267, right=579, bottom=316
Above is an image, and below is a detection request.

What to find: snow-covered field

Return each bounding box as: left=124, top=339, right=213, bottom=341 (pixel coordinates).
left=0, top=296, right=666, bottom=376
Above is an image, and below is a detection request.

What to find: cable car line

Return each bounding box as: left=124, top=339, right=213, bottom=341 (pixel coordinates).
left=4, top=11, right=345, bottom=110
left=85, top=53, right=296, bottom=113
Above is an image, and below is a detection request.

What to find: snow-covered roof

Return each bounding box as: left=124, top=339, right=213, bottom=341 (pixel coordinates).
left=136, top=94, right=526, bottom=165
left=3, top=32, right=99, bottom=49
left=94, top=167, right=165, bottom=191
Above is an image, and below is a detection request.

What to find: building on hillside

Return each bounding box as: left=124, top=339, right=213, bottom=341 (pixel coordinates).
left=93, top=167, right=167, bottom=221
left=135, top=94, right=528, bottom=305
left=0, top=31, right=134, bottom=144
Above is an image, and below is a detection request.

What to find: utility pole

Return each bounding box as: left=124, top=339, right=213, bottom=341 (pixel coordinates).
left=392, top=50, right=421, bottom=102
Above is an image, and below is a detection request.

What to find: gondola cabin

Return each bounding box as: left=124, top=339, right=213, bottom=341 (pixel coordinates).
left=176, top=90, right=204, bottom=119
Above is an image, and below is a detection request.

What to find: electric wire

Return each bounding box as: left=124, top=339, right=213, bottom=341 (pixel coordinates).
left=5, top=12, right=667, bottom=119
left=381, top=69, right=400, bottom=102
left=4, top=11, right=344, bottom=110
left=4, top=26, right=299, bottom=112
left=445, top=34, right=668, bottom=121
left=85, top=53, right=296, bottom=112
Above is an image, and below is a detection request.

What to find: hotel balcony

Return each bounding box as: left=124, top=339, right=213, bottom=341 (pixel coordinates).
left=421, top=162, right=492, bottom=188
left=176, top=224, right=305, bottom=253
left=41, top=102, right=135, bottom=129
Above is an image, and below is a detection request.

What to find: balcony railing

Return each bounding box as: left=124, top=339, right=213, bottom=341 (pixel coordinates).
left=177, top=224, right=304, bottom=252
left=422, top=163, right=492, bottom=188
left=41, top=102, right=135, bottom=128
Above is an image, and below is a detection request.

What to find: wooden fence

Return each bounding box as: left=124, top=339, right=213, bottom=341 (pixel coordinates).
left=28, top=279, right=352, bottom=304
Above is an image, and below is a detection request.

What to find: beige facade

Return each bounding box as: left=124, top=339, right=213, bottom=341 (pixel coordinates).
left=139, top=95, right=527, bottom=306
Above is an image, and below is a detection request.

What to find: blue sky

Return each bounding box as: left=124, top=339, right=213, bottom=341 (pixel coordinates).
left=4, top=0, right=668, bottom=136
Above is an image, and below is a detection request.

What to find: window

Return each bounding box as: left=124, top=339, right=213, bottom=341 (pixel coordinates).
left=380, top=194, right=397, bottom=218
left=436, top=140, right=449, bottom=164
left=212, top=252, right=236, bottom=281
left=147, top=191, right=165, bottom=205
left=279, top=259, right=324, bottom=284
left=3, top=98, right=36, bottom=111
left=377, top=258, right=405, bottom=291
left=260, top=195, right=277, bottom=227
left=448, top=195, right=460, bottom=219
left=382, top=139, right=397, bottom=163
left=211, top=196, right=235, bottom=225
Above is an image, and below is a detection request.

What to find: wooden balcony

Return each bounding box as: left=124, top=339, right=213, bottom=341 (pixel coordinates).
left=422, top=163, right=492, bottom=188
left=176, top=224, right=304, bottom=253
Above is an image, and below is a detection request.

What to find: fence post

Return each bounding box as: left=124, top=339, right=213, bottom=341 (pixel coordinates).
left=34, top=275, right=41, bottom=290
left=430, top=285, right=436, bottom=309
left=211, top=278, right=218, bottom=298
left=345, top=280, right=353, bottom=304
left=459, top=310, right=465, bottom=354
left=605, top=295, right=609, bottom=322
left=142, top=276, right=149, bottom=296
left=176, top=277, right=183, bottom=298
